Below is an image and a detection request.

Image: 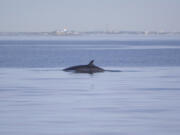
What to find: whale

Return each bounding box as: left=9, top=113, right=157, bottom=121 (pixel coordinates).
left=63, top=60, right=104, bottom=74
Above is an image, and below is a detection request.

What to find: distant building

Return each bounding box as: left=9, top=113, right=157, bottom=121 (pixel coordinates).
left=51, top=28, right=79, bottom=36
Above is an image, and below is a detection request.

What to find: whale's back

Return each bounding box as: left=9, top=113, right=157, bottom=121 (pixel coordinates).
left=63, top=60, right=104, bottom=73
left=64, top=65, right=104, bottom=73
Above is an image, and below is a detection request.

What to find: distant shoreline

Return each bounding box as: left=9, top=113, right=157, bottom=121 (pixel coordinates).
left=0, top=30, right=180, bottom=36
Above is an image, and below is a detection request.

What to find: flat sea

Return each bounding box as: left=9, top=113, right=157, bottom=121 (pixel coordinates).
left=0, top=34, right=180, bottom=135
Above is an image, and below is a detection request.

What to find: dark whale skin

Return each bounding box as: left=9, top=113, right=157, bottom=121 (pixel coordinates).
left=63, top=60, right=104, bottom=74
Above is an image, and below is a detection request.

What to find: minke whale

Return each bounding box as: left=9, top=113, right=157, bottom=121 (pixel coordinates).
left=63, top=60, right=104, bottom=74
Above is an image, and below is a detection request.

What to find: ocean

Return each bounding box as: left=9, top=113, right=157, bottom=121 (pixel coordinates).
left=0, top=34, right=180, bottom=135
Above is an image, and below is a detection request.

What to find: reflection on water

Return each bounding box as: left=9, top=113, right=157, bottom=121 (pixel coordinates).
left=0, top=67, right=180, bottom=135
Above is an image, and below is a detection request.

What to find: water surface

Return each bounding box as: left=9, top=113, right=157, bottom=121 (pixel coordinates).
left=0, top=35, right=180, bottom=135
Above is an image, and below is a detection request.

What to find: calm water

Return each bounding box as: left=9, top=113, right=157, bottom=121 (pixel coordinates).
left=0, top=35, right=180, bottom=135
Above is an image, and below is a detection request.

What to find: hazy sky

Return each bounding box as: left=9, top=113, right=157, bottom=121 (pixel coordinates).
left=0, top=0, right=180, bottom=32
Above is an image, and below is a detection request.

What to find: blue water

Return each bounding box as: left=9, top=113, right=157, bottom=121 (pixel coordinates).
left=0, top=35, right=180, bottom=135
left=0, top=35, right=180, bottom=67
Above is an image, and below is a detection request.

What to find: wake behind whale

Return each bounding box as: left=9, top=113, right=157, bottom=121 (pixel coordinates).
left=63, top=60, right=121, bottom=74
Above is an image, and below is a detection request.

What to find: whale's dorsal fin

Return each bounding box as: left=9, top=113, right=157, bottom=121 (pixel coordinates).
left=88, top=60, right=94, bottom=66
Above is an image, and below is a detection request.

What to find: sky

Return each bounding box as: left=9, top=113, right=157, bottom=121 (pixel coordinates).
left=0, top=0, right=180, bottom=32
